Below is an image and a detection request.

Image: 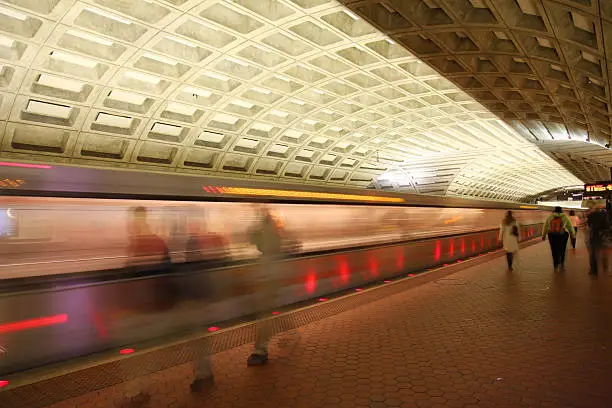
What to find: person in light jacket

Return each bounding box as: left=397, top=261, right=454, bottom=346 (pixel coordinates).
left=499, top=211, right=520, bottom=272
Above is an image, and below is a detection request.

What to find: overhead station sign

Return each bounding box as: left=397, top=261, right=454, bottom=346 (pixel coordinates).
left=584, top=182, right=612, bottom=197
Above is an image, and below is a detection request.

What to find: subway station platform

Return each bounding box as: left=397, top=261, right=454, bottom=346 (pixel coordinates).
left=3, top=240, right=612, bottom=408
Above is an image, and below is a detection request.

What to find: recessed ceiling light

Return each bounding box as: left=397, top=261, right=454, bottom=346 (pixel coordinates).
left=343, top=10, right=360, bottom=20
left=0, top=6, right=27, bottom=21
left=84, top=7, right=133, bottom=25
left=125, top=70, right=161, bottom=84
left=205, top=71, right=230, bottom=82
left=66, top=30, right=114, bottom=46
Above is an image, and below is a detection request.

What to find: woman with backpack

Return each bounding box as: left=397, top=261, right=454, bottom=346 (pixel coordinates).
left=542, top=207, right=575, bottom=272
left=499, top=211, right=520, bottom=272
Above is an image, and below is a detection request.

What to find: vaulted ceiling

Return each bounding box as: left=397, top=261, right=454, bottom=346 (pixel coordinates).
left=0, top=0, right=601, bottom=202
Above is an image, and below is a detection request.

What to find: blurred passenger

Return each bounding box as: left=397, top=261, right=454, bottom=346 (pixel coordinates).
left=120, top=207, right=173, bottom=407
left=127, top=206, right=170, bottom=270
left=542, top=207, right=575, bottom=272
left=499, top=211, right=519, bottom=272
left=585, top=202, right=610, bottom=276
left=185, top=212, right=230, bottom=266
left=184, top=209, right=232, bottom=392
left=247, top=207, right=283, bottom=366
left=568, top=210, right=581, bottom=250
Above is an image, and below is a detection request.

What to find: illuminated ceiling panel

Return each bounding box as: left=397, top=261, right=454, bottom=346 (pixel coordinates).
left=0, top=0, right=584, bottom=201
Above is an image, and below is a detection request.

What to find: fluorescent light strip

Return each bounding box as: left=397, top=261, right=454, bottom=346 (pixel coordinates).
left=205, top=71, right=230, bottom=82
left=50, top=51, right=98, bottom=68
left=343, top=10, right=361, bottom=21
left=66, top=30, right=114, bottom=46
left=184, top=86, right=212, bottom=97
left=143, top=53, right=178, bottom=66
left=125, top=70, right=161, bottom=84
left=84, top=7, right=133, bottom=25
left=0, top=35, right=15, bottom=47
left=166, top=35, right=197, bottom=48
left=0, top=6, right=27, bottom=21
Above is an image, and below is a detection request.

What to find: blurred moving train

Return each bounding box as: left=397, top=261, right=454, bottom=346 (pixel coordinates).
left=0, top=162, right=549, bottom=375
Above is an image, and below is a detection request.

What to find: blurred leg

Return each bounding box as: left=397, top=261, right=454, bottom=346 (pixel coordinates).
left=600, top=247, right=609, bottom=275
left=589, top=242, right=599, bottom=275
left=191, top=336, right=214, bottom=392
left=548, top=234, right=558, bottom=268
left=560, top=233, right=569, bottom=268
left=506, top=252, right=513, bottom=270
left=248, top=259, right=278, bottom=365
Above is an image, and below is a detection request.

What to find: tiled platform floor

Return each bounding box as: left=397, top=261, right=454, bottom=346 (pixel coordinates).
left=47, top=241, right=612, bottom=408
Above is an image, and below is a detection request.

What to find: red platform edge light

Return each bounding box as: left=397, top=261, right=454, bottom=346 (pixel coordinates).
left=272, top=311, right=280, bottom=315
left=120, top=348, right=135, bottom=355
left=384, top=280, right=392, bottom=283
left=318, top=297, right=328, bottom=302
left=0, top=161, right=52, bottom=169
left=355, top=288, right=363, bottom=292
left=208, top=326, right=219, bottom=332
left=0, top=380, right=9, bottom=388
left=0, top=314, right=68, bottom=334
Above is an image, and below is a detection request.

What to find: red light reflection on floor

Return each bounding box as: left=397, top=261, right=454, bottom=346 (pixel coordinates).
left=355, top=288, right=363, bottom=292
left=272, top=311, right=280, bottom=315
left=120, top=348, right=134, bottom=355
left=305, top=270, right=317, bottom=294
left=384, top=280, right=392, bottom=283
left=318, top=297, right=328, bottom=302
left=208, top=326, right=219, bottom=332
left=0, top=380, right=8, bottom=388
left=0, top=314, right=67, bottom=334
left=0, top=161, right=52, bottom=169
left=434, top=240, right=441, bottom=261
left=408, top=274, right=415, bottom=277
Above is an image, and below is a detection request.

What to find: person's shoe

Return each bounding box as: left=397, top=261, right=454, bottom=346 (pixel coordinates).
left=190, top=376, right=214, bottom=393
left=247, top=353, right=268, bottom=366
left=118, top=392, right=150, bottom=408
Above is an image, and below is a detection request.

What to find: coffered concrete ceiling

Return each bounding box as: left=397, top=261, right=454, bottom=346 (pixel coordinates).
left=0, top=0, right=591, bottom=202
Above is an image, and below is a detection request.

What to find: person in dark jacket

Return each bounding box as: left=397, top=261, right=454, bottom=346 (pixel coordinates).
left=585, top=202, right=610, bottom=276
left=542, top=207, right=575, bottom=271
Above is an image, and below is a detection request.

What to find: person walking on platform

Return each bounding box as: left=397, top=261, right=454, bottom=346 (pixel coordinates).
left=569, top=210, right=581, bottom=250
left=499, top=211, right=520, bottom=272
left=542, top=207, right=575, bottom=272
left=585, top=202, right=610, bottom=276
left=247, top=207, right=284, bottom=366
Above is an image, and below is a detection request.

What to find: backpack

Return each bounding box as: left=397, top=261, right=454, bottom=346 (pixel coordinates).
left=549, top=216, right=564, bottom=234
left=511, top=225, right=519, bottom=237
